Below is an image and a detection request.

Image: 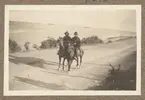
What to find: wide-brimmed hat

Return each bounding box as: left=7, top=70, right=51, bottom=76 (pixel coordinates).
left=64, top=31, right=69, bottom=35
left=74, top=32, right=78, bottom=35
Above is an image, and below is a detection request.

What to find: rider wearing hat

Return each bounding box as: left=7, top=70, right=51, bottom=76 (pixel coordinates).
left=63, top=31, right=72, bottom=53
left=72, top=32, right=81, bottom=57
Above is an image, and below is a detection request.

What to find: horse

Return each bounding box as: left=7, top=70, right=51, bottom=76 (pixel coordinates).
left=57, top=37, right=74, bottom=71
left=57, top=37, right=84, bottom=71
left=74, top=46, right=84, bottom=68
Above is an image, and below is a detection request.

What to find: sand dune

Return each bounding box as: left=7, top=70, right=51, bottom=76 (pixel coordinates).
left=10, top=21, right=135, bottom=46
left=9, top=38, right=136, bottom=90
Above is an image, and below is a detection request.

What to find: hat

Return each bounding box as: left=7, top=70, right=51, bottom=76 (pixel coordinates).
left=74, top=32, right=78, bottom=35
left=64, top=31, right=69, bottom=35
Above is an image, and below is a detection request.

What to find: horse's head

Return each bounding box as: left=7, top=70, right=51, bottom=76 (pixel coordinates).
left=67, top=43, right=75, bottom=57
left=56, top=37, right=61, bottom=42
left=57, top=37, right=64, bottom=48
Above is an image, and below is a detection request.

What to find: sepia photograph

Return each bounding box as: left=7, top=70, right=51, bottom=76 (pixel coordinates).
left=4, top=5, right=141, bottom=96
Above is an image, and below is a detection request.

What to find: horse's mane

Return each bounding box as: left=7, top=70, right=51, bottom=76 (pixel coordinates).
left=57, top=37, right=64, bottom=48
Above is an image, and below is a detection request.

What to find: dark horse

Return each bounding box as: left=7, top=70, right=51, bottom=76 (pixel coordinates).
left=57, top=37, right=84, bottom=71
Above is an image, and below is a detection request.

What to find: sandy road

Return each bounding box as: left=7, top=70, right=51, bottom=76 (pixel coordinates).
left=9, top=38, right=136, bottom=90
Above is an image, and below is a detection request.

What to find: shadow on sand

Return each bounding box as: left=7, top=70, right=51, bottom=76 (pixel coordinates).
left=14, top=76, right=67, bottom=90
left=9, top=55, right=59, bottom=68
left=41, top=70, right=98, bottom=81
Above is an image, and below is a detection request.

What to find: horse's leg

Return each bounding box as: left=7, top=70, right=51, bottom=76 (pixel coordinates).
left=71, top=59, right=74, bottom=65
left=79, top=49, right=83, bottom=68
left=76, top=56, right=79, bottom=68
left=62, top=58, right=65, bottom=70
left=67, top=59, right=70, bottom=71
left=80, top=55, right=82, bottom=66
left=67, top=59, right=72, bottom=71
left=58, top=56, right=61, bottom=70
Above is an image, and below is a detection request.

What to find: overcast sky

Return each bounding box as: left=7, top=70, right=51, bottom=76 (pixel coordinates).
left=10, top=9, right=136, bottom=32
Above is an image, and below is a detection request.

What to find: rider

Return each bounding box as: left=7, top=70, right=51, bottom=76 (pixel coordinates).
left=72, top=32, right=81, bottom=58
left=63, top=31, right=72, bottom=54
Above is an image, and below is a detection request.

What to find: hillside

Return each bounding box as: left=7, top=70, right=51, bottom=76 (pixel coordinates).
left=104, top=36, right=136, bottom=43
left=9, top=38, right=136, bottom=90
left=10, top=21, right=136, bottom=46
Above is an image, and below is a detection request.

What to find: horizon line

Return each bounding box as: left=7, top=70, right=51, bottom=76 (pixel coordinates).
left=9, top=20, right=136, bottom=33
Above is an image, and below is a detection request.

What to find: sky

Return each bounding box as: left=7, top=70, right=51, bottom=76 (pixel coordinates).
left=9, top=7, right=136, bottom=45
left=10, top=9, right=136, bottom=32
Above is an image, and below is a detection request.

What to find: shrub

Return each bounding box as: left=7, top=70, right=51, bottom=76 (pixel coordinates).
left=81, top=36, right=103, bottom=45
left=33, top=44, right=39, bottom=50
left=40, top=37, right=57, bottom=49
left=9, top=39, right=21, bottom=53
left=24, top=41, right=30, bottom=51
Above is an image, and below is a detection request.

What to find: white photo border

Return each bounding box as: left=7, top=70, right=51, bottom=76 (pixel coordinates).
left=4, top=5, right=141, bottom=96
